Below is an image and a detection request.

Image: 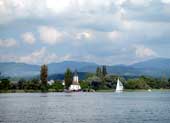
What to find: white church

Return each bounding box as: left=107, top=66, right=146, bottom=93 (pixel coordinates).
left=69, top=70, right=81, bottom=91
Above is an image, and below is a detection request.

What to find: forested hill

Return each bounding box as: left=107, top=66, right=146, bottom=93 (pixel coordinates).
left=0, top=58, right=170, bottom=78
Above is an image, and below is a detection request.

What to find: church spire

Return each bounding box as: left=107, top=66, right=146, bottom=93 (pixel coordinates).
left=74, top=69, right=78, bottom=76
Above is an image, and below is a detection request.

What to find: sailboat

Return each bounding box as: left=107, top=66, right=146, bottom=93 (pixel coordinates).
left=116, top=78, right=124, bottom=92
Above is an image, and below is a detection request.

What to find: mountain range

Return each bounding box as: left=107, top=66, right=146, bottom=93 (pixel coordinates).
left=0, top=58, right=170, bottom=78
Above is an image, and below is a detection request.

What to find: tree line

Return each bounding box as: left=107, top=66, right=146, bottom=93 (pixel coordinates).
left=80, top=66, right=170, bottom=90
left=0, top=65, right=170, bottom=92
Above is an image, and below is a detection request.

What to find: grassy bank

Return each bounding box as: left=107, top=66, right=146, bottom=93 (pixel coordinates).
left=0, top=90, right=42, bottom=93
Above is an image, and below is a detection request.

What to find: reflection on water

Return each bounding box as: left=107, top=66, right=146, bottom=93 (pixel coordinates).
left=0, top=92, right=170, bottom=123
left=40, top=93, right=48, bottom=97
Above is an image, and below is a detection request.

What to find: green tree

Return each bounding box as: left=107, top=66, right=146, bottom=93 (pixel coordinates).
left=10, top=83, right=17, bottom=90
left=80, top=80, right=90, bottom=90
left=96, top=66, right=102, bottom=77
left=64, top=68, right=72, bottom=89
left=126, top=78, right=150, bottom=89
left=85, top=75, right=102, bottom=90
left=40, top=64, right=48, bottom=91
left=0, top=79, right=10, bottom=90
left=50, top=82, right=64, bottom=92
left=160, top=75, right=168, bottom=88
left=139, top=76, right=158, bottom=89
left=18, top=79, right=26, bottom=89
left=102, top=65, right=107, bottom=77
left=104, top=75, right=125, bottom=89
left=31, top=78, right=40, bottom=90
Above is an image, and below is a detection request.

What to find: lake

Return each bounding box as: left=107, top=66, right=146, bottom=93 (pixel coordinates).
left=0, top=92, right=170, bottom=123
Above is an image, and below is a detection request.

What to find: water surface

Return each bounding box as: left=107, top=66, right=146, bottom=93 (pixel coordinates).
left=0, top=92, right=170, bottom=123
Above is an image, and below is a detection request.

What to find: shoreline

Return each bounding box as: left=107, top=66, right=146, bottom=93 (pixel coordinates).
left=0, top=89, right=170, bottom=93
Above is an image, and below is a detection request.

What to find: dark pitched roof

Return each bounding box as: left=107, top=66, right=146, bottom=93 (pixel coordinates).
left=74, top=69, right=78, bottom=76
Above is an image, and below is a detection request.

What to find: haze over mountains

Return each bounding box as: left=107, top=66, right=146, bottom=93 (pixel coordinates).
left=0, top=58, right=170, bottom=78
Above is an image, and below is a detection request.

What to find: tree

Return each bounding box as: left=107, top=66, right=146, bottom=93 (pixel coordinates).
left=104, top=75, right=120, bottom=89
left=40, top=64, right=48, bottom=91
left=126, top=78, right=150, bottom=89
left=80, top=80, right=90, bottom=90
left=31, top=78, right=40, bottom=90
left=96, top=66, right=102, bottom=77
left=0, top=79, right=10, bottom=90
left=85, top=75, right=102, bottom=90
left=50, top=82, right=64, bottom=92
left=10, top=83, right=17, bottom=90
left=102, top=65, right=107, bottom=77
left=64, top=68, right=72, bottom=89
left=18, top=79, right=26, bottom=89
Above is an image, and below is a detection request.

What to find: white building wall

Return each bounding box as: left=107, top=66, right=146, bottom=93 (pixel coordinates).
left=69, top=74, right=81, bottom=91
left=69, top=85, right=81, bottom=91
left=73, top=76, right=79, bottom=83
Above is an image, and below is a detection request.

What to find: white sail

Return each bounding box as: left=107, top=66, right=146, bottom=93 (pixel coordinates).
left=116, top=78, right=123, bottom=92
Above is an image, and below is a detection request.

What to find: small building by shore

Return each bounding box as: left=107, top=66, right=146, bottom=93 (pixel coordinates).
left=48, top=80, right=55, bottom=85
left=69, top=70, right=81, bottom=91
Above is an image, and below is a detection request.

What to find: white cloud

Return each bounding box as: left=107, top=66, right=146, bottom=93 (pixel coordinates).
left=129, top=0, right=151, bottom=6
left=46, top=0, right=71, bottom=13
left=45, top=53, right=72, bottom=63
left=0, top=0, right=120, bottom=25
left=76, top=0, right=113, bottom=12
left=0, top=38, right=17, bottom=47
left=134, top=45, right=157, bottom=58
left=0, top=55, right=18, bottom=62
left=0, top=0, right=47, bottom=24
left=19, top=47, right=46, bottom=64
left=18, top=47, right=71, bottom=64
left=0, top=0, right=169, bottom=25
left=115, top=0, right=126, bottom=6
left=162, top=0, right=170, bottom=4
left=0, top=0, right=169, bottom=65
left=76, top=32, right=92, bottom=40
left=21, top=32, right=35, bottom=45
left=38, top=26, right=63, bottom=45
left=108, top=31, right=121, bottom=41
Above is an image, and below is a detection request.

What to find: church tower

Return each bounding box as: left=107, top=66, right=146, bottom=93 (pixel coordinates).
left=73, top=70, right=79, bottom=84
left=69, top=69, right=81, bottom=91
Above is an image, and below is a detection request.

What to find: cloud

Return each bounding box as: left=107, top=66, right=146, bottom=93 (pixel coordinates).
left=128, top=0, right=150, bottom=6
left=0, top=0, right=170, bottom=65
left=122, top=0, right=170, bottom=22
left=76, top=32, right=92, bottom=40
left=1, top=0, right=170, bottom=26
left=108, top=31, right=121, bottom=41
left=0, top=38, right=17, bottom=47
left=0, top=0, right=119, bottom=31
left=134, top=45, right=157, bottom=58
left=161, top=0, right=170, bottom=4
left=0, top=0, right=48, bottom=24
left=46, top=0, right=71, bottom=14
left=38, top=26, right=63, bottom=45
left=0, top=55, right=18, bottom=62
left=19, top=47, right=46, bottom=64
left=21, top=32, right=35, bottom=45
left=18, top=47, right=71, bottom=64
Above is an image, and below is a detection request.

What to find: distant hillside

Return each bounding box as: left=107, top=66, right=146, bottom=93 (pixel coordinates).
left=0, top=61, right=98, bottom=77
left=48, top=61, right=98, bottom=74
left=0, top=62, right=39, bottom=77
left=48, top=72, right=88, bottom=80
left=131, top=58, right=170, bottom=69
left=130, top=58, right=170, bottom=77
left=0, top=58, right=170, bottom=78
left=107, top=65, right=142, bottom=76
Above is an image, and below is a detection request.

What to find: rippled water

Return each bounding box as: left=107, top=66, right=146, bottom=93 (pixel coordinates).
left=0, top=92, right=170, bottom=123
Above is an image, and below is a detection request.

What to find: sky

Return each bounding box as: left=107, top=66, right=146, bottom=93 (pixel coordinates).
left=0, top=0, right=170, bottom=65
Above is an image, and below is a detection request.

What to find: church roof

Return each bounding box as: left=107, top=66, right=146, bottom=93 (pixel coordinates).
left=74, top=69, right=78, bottom=76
